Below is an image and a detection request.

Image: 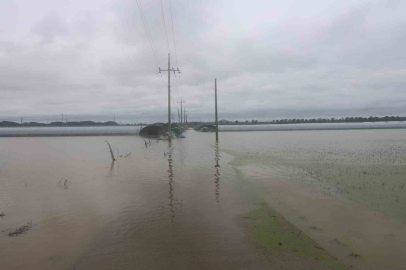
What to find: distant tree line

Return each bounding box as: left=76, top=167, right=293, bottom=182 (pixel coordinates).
left=223, top=115, right=406, bottom=125
left=4, top=115, right=400, bottom=128
left=269, top=116, right=406, bottom=124
left=0, top=121, right=119, bottom=127
left=0, top=120, right=150, bottom=127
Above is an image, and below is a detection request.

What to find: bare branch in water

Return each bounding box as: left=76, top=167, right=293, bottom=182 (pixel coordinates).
left=105, top=141, right=116, bottom=162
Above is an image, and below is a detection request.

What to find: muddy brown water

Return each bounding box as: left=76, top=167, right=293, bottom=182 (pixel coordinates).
left=220, top=129, right=406, bottom=270
left=0, top=133, right=267, bottom=270
left=0, top=130, right=405, bottom=269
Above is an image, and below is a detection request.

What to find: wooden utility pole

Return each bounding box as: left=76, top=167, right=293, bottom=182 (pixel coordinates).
left=215, top=78, right=218, bottom=141
left=178, top=108, right=181, bottom=125
left=159, top=54, right=181, bottom=139
left=177, top=97, right=186, bottom=127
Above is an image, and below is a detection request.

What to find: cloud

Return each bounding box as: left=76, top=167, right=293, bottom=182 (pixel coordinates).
left=0, top=0, right=406, bottom=123
left=32, top=12, right=69, bottom=43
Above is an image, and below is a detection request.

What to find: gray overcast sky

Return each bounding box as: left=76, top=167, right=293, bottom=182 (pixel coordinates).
left=1, top=0, right=406, bottom=123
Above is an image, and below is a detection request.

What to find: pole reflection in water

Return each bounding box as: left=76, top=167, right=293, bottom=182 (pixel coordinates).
left=167, top=140, right=175, bottom=222
left=214, top=141, right=221, bottom=203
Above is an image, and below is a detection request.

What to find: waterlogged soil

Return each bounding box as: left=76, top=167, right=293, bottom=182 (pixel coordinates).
left=231, top=130, right=406, bottom=222
left=220, top=129, right=406, bottom=270
left=243, top=203, right=346, bottom=269
left=226, top=149, right=406, bottom=223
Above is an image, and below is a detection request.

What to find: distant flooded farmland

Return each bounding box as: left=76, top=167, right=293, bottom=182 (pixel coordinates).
left=0, top=130, right=405, bottom=270
left=219, top=129, right=406, bottom=269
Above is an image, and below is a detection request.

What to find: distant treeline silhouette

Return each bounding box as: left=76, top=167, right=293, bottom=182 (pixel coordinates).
left=0, top=121, right=119, bottom=127
left=215, top=115, right=406, bottom=125
left=266, top=115, right=405, bottom=124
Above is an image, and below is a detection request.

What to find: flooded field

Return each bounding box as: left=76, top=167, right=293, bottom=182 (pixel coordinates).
left=0, top=130, right=405, bottom=269
left=220, top=129, right=406, bottom=270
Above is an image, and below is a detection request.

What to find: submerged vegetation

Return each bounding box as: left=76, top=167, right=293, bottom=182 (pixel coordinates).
left=119, top=152, right=132, bottom=158
left=105, top=140, right=132, bottom=161
left=57, top=179, right=70, bottom=189
left=8, top=222, right=33, bottom=237
left=223, top=136, right=406, bottom=223
left=245, top=203, right=347, bottom=269
left=349, top=252, right=361, bottom=259
left=230, top=161, right=348, bottom=268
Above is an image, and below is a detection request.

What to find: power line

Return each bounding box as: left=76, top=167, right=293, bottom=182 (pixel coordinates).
left=167, top=0, right=182, bottom=99
left=136, top=0, right=161, bottom=68
left=159, top=0, right=171, bottom=53
left=168, top=0, right=179, bottom=68
left=135, top=0, right=166, bottom=88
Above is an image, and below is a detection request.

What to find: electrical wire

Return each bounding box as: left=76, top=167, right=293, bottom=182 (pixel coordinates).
left=135, top=0, right=167, bottom=88
left=159, top=0, right=171, bottom=53
left=136, top=0, right=161, bottom=68
left=167, top=0, right=182, bottom=99
left=168, top=0, right=179, bottom=68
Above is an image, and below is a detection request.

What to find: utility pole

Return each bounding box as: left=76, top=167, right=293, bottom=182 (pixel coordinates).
left=178, top=108, right=181, bottom=125
left=159, top=54, right=181, bottom=139
left=215, top=78, right=218, bottom=141
left=183, top=107, right=186, bottom=126
left=177, top=97, right=186, bottom=127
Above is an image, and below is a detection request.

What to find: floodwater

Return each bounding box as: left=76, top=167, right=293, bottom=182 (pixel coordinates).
left=0, top=130, right=405, bottom=269
left=219, top=129, right=406, bottom=270
left=0, top=134, right=256, bottom=270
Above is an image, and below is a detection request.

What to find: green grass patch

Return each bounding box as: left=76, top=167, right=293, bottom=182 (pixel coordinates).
left=245, top=203, right=347, bottom=270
